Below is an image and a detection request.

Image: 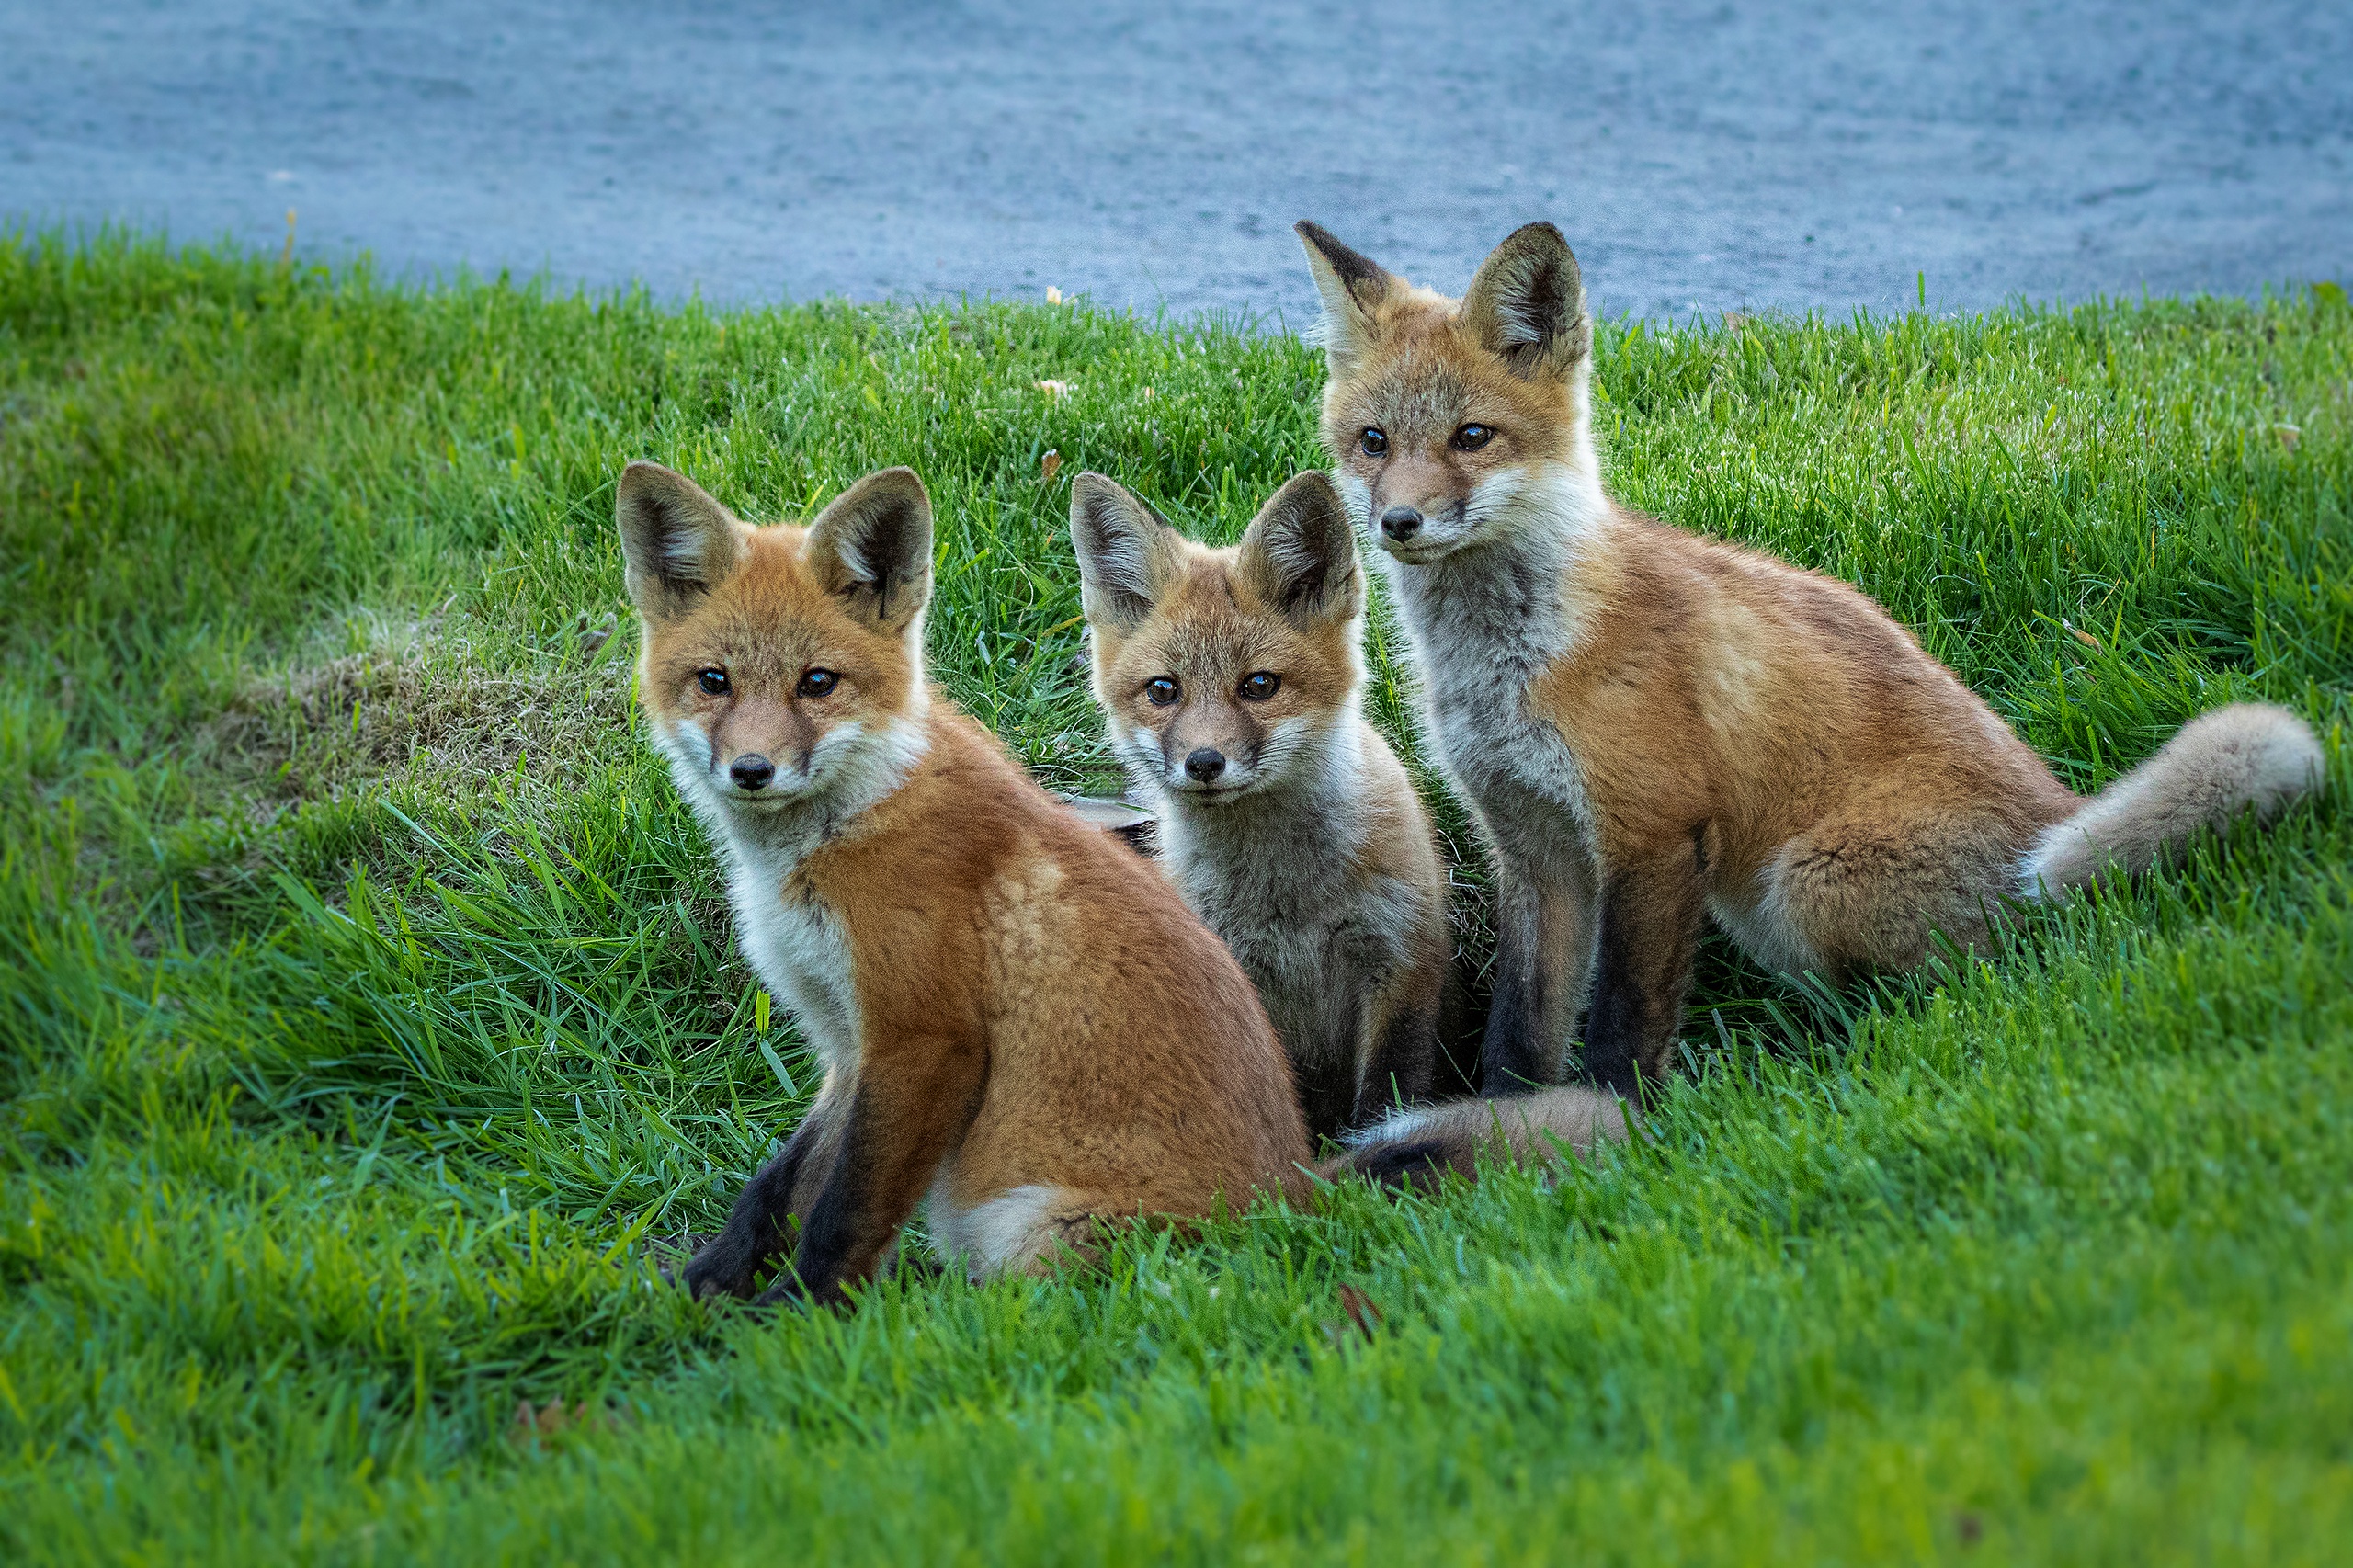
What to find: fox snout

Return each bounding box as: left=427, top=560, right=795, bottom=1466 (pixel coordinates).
left=1151, top=706, right=1263, bottom=797
left=701, top=697, right=819, bottom=800
left=1348, top=456, right=1473, bottom=562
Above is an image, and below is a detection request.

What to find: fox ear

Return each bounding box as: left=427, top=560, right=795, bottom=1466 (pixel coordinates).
left=1069, top=472, right=1179, bottom=631
left=1237, top=471, right=1362, bottom=624
left=805, top=467, right=934, bottom=635
left=617, top=461, right=746, bottom=620
left=1461, top=222, right=1591, bottom=381
left=1295, top=221, right=1391, bottom=379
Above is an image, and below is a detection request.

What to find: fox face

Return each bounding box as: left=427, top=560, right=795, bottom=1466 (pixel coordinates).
left=1071, top=471, right=1364, bottom=802
left=616, top=462, right=934, bottom=820
left=1297, top=220, right=1602, bottom=563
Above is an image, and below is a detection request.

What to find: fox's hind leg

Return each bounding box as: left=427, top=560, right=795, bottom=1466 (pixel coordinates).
left=1753, top=801, right=2029, bottom=980
left=952, top=1186, right=1120, bottom=1279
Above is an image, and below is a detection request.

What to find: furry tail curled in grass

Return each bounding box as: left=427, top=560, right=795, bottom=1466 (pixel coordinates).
left=2019, top=704, right=2325, bottom=894
left=1324, top=1086, right=1630, bottom=1189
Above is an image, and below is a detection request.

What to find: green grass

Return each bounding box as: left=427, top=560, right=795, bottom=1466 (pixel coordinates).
left=2, top=230, right=2347, bottom=1563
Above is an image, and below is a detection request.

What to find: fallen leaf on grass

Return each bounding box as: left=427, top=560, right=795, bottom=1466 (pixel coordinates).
left=510, top=1399, right=623, bottom=1444
left=1323, top=1283, right=1386, bottom=1348
left=1040, top=449, right=1063, bottom=483
left=2275, top=424, right=2301, bottom=451
left=2066, top=623, right=2102, bottom=651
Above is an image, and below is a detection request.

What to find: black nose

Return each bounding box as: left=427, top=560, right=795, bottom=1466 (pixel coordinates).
left=730, top=754, right=776, bottom=790
left=1183, top=747, right=1227, bottom=783
left=1381, top=506, right=1424, bottom=541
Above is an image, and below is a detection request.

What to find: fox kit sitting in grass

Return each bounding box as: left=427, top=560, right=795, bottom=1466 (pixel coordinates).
left=618, top=460, right=1310, bottom=1305
left=1069, top=470, right=1452, bottom=1142
left=1295, top=219, right=2325, bottom=1103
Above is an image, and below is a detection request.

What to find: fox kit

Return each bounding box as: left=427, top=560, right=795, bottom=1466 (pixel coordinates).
left=1069, top=470, right=1453, bottom=1141
left=1295, top=219, right=2325, bottom=1101
left=618, top=460, right=1310, bottom=1304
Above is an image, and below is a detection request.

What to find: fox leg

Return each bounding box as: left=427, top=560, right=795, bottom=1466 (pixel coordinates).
left=755, top=1035, right=986, bottom=1309
left=682, top=1086, right=847, bottom=1301
left=1762, top=805, right=2022, bottom=979
left=1481, top=852, right=1599, bottom=1095
left=1580, top=839, right=1707, bottom=1097
left=1294, top=990, right=1368, bottom=1146
left=1356, top=970, right=1441, bottom=1128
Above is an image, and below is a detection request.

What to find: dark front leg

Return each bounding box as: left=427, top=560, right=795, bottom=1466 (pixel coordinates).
left=1579, top=842, right=1707, bottom=1100
left=1481, top=866, right=1552, bottom=1095
left=1355, top=985, right=1439, bottom=1131
left=683, top=1096, right=843, bottom=1301
left=1284, top=986, right=1364, bottom=1145
left=1480, top=856, right=1597, bottom=1096
left=756, top=1036, right=985, bottom=1310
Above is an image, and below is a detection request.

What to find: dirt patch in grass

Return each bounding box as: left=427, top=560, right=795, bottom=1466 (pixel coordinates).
left=205, top=626, right=636, bottom=809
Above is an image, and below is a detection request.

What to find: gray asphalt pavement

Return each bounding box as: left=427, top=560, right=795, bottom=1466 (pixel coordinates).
left=5, top=2, right=2347, bottom=324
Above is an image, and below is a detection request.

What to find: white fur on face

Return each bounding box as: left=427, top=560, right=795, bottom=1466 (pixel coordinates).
left=1372, top=459, right=1608, bottom=565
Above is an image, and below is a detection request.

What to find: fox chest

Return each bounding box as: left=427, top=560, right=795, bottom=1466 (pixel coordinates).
left=1396, top=561, right=1598, bottom=850
left=1177, top=858, right=1380, bottom=1066
left=1423, top=659, right=1597, bottom=861
left=731, top=875, right=861, bottom=1077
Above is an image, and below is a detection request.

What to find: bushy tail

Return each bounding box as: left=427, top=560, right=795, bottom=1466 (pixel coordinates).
left=2020, top=702, right=2325, bottom=894
left=1320, top=1086, right=1630, bottom=1190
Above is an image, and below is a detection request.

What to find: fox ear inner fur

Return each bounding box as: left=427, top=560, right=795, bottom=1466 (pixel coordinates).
left=1461, top=222, right=1592, bottom=381
left=1294, top=220, right=1391, bottom=378
left=1237, top=471, right=1362, bottom=623
left=1069, top=472, right=1179, bottom=631
left=805, top=467, right=935, bottom=633
left=616, top=460, right=746, bottom=619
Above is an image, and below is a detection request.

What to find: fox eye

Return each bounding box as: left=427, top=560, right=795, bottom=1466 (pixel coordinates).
left=1144, top=676, right=1180, bottom=707
left=1450, top=424, right=1495, bottom=452
left=1359, top=427, right=1388, bottom=457
left=696, top=669, right=730, bottom=697
left=1237, top=671, right=1280, bottom=702
left=796, top=668, right=839, bottom=699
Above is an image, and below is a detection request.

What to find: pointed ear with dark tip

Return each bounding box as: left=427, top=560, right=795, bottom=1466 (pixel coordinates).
left=617, top=461, right=746, bottom=620
left=1461, top=222, right=1592, bottom=381
left=1237, top=471, right=1362, bottom=624
left=1295, top=221, right=1392, bottom=379
left=1069, top=472, right=1179, bottom=631
left=805, top=467, right=935, bottom=634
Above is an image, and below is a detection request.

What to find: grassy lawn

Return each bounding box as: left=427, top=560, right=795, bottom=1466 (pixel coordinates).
left=1, top=232, right=2347, bottom=1563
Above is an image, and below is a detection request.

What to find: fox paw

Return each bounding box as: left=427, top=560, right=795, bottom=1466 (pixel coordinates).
left=680, top=1233, right=762, bottom=1301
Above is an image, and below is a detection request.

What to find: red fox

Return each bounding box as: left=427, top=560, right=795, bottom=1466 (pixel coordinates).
left=1068, top=469, right=1453, bottom=1141
left=617, top=460, right=1310, bottom=1303
left=1294, top=219, right=2327, bottom=1102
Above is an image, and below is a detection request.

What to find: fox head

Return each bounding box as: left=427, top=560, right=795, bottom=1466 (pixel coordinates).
left=1070, top=470, right=1365, bottom=805
left=617, top=460, right=933, bottom=823
left=1295, top=220, right=1604, bottom=564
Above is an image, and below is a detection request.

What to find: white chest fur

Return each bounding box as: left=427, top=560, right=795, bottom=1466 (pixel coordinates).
left=713, top=820, right=861, bottom=1077
left=1381, top=530, right=1597, bottom=855
left=1155, top=725, right=1410, bottom=1066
